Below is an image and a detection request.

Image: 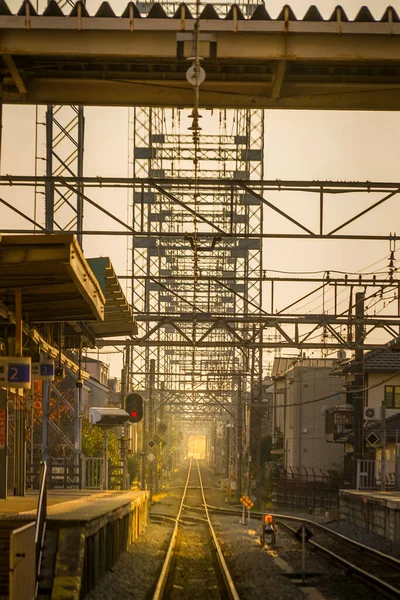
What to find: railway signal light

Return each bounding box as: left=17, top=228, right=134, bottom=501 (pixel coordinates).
left=261, top=514, right=276, bottom=547
left=125, top=393, right=143, bottom=423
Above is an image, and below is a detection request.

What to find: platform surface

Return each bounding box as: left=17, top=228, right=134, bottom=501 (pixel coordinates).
left=0, top=489, right=148, bottom=523
left=340, top=489, right=400, bottom=506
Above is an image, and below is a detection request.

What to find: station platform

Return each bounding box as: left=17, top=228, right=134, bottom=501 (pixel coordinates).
left=0, top=489, right=105, bottom=515
left=340, top=489, right=400, bottom=552
left=0, top=489, right=149, bottom=599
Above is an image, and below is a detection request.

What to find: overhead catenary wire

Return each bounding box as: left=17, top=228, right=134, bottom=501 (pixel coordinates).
left=273, top=368, right=400, bottom=410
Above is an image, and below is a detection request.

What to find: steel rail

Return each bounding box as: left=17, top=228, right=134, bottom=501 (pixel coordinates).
left=201, top=504, right=400, bottom=596
left=277, top=520, right=400, bottom=598
left=153, top=461, right=240, bottom=600
left=196, top=460, right=241, bottom=600
left=152, top=458, right=193, bottom=600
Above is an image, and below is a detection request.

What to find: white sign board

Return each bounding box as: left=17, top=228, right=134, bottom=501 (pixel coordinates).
left=147, top=453, right=156, bottom=462
left=32, top=360, right=55, bottom=381
left=0, top=357, right=31, bottom=389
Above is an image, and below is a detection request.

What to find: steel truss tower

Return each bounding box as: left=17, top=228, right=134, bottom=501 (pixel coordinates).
left=128, top=1, right=264, bottom=489
left=35, top=100, right=85, bottom=462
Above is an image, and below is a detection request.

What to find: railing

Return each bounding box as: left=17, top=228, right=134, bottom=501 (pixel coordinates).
left=268, top=464, right=341, bottom=510
left=82, top=456, right=103, bottom=489
left=34, top=461, right=47, bottom=599
left=28, top=457, right=125, bottom=493
left=27, top=458, right=80, bottom=490
left=356, top=459, right=396, bottom=490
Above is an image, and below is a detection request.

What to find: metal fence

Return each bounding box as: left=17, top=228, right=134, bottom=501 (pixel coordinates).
left=268, top=465, right=341, bottom=510
left=82, top=457, right=103, bottom=489
left=356, top=459, right=396, bottom=490
left=27, top=457, right=125, bottom=491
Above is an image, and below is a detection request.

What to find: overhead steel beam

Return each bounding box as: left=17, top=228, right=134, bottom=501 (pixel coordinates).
left=2, top=18, right=400, bottom=107
left=96, top=339, right=384, bottom=350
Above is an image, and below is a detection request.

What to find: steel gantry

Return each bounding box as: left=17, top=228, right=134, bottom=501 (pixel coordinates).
left=33, top=0, right=86, bottom=465
left=2, top=1, right=400, bottom=496
left=126, top=98, right=264, bottom=490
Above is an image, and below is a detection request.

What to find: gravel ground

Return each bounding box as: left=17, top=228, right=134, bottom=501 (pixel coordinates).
left=213, top=513, right=305, bottom=600
left=84, top=521, right=173, bottom=600
left=84, top=462, right=397, bottom=600
left=199, top=465, right=306, bottom=600
left=324, top=518, right=395, bottom=556
left=276, top=525, right=389, bottom=600
left=269, top=510, right=397, bottom=557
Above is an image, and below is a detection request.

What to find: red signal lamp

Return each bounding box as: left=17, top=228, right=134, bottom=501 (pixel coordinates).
left=125, top=393, right=143, bottom=423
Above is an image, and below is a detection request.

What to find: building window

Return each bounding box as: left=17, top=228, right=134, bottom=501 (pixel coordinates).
left=384, top=386, right=400, bottom=408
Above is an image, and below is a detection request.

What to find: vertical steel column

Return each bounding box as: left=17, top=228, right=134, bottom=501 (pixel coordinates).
left=76, top=106, right=85, bottom=248
left=41, top=102, right=85, bottom=469
left=74, top=385, right=81, bottom=485
left=148, top=359, right=155, bottom=496
left=42, top=380, right=50, bottom=464
left=103, top=429, right=109, bottom=490
left=236, top=376, right=243, bottom=498
left=14, top=289, right=26, bottom=496
left=0, top=389, right=7, bottom=498
left=352, top=292, right=365, bottom=459
left=45, top=106, right=54, bottom=233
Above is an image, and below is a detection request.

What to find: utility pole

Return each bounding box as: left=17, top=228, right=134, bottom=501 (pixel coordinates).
left=14, top=289, right=26, bottom=496
left=352, top=292, right=365, bottom=462
left=0, top=389, right=7, bottom=498
left=381, top=405, right=387, bottom=492
left=148, top=359, right=155, bottom=496
left=236, top=375, right=243, bottom=499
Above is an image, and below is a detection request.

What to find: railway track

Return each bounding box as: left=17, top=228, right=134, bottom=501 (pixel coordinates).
left=200, top=504, right=400, bottom=598
left=152, top=460, right=240, bottom=600
left=275, top=517, right=400, bottom=598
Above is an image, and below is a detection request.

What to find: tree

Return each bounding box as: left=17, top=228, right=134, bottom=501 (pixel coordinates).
left=81, top=418, right=120, bottom=465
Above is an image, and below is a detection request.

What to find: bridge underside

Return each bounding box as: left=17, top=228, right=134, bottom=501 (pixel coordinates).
left=1, top=8, right=400, bottom=108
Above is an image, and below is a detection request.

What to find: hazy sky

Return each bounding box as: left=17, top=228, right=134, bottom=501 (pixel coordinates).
left=2, top=0, right=400, bottom=375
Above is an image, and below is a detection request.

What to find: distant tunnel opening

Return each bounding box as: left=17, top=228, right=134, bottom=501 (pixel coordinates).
left=187, top=434, right=206, bottom=459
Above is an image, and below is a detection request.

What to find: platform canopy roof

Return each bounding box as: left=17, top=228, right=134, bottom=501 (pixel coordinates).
left=0, top=234, right=105, bottom=322
left=87, top=257, right=137, bottom=337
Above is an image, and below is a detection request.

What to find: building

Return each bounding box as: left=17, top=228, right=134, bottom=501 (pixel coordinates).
left=325, top=347, right=400, bottom=487
left=327, top=347, right=400, bottom=444
left=271, top=357, right=346, bottom=473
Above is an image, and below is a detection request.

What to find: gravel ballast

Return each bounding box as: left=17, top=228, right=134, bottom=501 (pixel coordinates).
left=84, top=463, right=398, bottom=600
left=84, top=521, right=173, bottom=600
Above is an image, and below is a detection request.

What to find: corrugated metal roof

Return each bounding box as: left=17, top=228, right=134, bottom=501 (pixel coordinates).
left=87, top=257, right=137, bottom=338
left=1, top=2, right=399, bottom=21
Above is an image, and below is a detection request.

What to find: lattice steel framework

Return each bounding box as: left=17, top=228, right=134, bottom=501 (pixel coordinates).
left=34, top=73, right=84, bottom=458
left=124, top=0, right=265, bottom=493
left=129, top=108, right=263, bottom=399
left=36, top=105, right=85, bottom=246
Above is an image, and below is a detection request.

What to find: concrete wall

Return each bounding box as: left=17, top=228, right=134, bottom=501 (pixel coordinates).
left=340, top=490, right=400, bottom=552
left=284, top=366, right=345, bottom=472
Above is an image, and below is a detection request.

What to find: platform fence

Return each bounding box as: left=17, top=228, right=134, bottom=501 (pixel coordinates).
left=355, top=459, right=396, bottom=490
left=267, top=465, right=341, bottom=510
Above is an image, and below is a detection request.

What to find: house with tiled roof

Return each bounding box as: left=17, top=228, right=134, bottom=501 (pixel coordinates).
left=340, top=346, right=400, bottom=417
left=326, top=347, right=400, bottom=487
